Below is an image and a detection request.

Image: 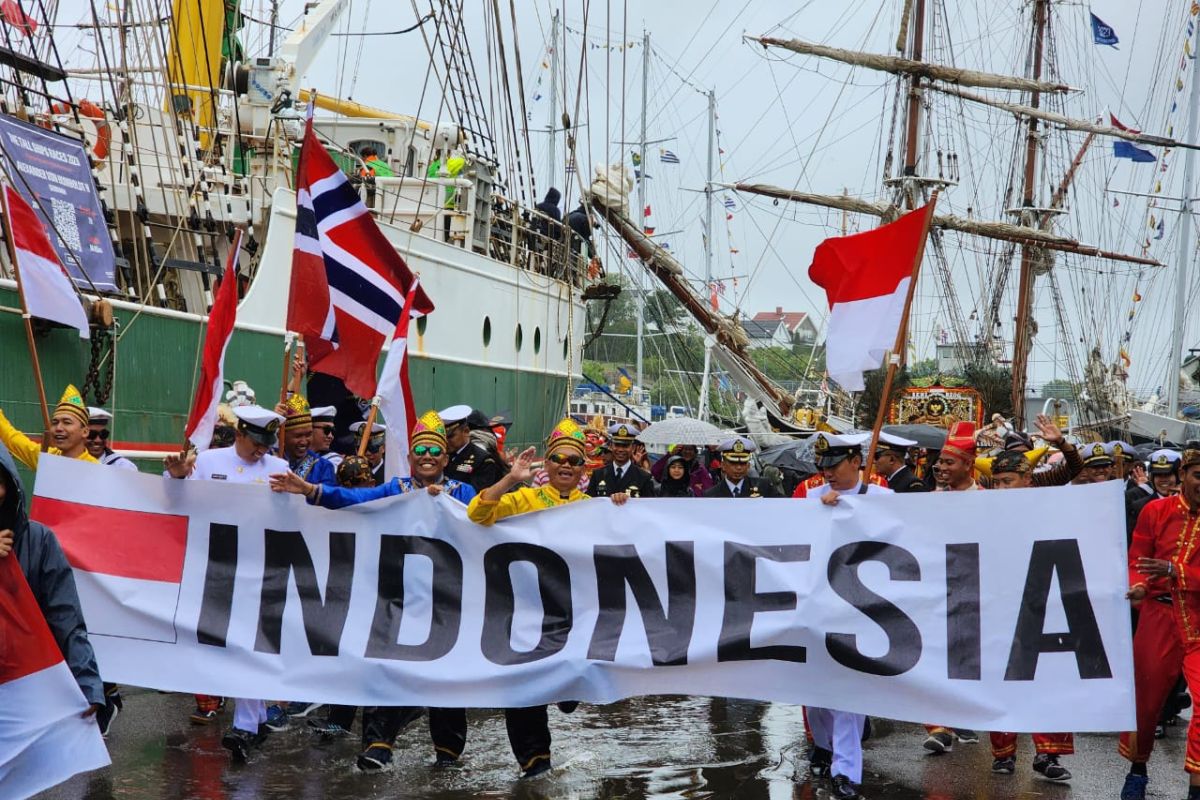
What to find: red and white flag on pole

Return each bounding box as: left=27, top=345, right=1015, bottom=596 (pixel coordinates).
left=3, top=185, right=88, bottom=338
left=0, top=553, right=110, bottom=799
left=808, top=202, right=935, bottom=391
left=377, top=279, right=421, bottom=481
left=183, top=230, right=243, bottom=451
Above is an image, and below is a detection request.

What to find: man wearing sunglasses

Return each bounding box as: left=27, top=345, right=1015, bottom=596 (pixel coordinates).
left=310, top=405, right=341, bottom=468
left=85, top=407, right=137, bottom=471
left=587, top=422, right=656, bottom=498
left=271, top=410, right=475, bottom=771
left=467, top=417, right=628, bottom=778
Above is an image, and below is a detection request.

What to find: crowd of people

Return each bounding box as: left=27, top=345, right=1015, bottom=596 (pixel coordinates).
left=2, top=380, right=1199, bottom=799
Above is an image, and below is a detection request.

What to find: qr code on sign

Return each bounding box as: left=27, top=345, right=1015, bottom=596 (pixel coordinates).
left=50, top=197, right=81, bottom=252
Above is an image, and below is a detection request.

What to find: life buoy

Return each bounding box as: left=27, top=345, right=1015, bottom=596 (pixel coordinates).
left=50, top=99, right=110, bottom=163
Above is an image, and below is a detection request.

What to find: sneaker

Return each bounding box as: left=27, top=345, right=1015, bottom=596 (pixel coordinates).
left=285, top=701, right=323, bottom=718
left=221, top=728, right=257, bottom=762
left=1032, top=753, right=1071, bottom=782
left=923, top=731, right=954, bottom=754
left=830, top=774, right=861, bottom=799
left=991, top=756, right=1016, bottom=774
left=308, top=720, right=350, bottom=740
left=809, top=745, right=833, bottom=778
left=96, top=693, right=123, bottom=737
left=264, top=704, right=289, bottom=732
left=521, top=757, right=552, bottom=779
left=1120, top=772, right=1148, bottom=800
left=954, top=728, right=980, bottom=744
left=357, top=744, right=393, bottom=771
left=190, top=708, right=219, bottom=725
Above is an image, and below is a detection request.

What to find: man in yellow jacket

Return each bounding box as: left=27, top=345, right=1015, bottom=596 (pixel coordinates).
left=467, top=417, right=628, bottom=778
left=0, top=384, right=98, bottom=470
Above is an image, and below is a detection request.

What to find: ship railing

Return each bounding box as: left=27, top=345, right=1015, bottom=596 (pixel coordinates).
left=355, top=176, right=589, bottom=288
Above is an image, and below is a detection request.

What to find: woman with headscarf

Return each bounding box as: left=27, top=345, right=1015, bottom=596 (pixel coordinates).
left=658, top=454, right=697, bottom=497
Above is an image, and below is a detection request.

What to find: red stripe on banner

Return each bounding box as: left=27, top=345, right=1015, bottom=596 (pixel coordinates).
left=29, top=497, right=188, bottom=583
left=0, top=552, right=63, bottom=683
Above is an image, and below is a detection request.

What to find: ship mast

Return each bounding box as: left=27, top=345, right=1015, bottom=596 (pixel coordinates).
left=697, top=89, right=716, bottom=420
left=1167, top=13, right=1200, bottom=417
left=636, top=30, right=648, bottom=396
left=1009, top=0, right=1048, bottom=424
left=900, top=0, right=925, bottom=196
left=547, top=9, right=559, bottom=187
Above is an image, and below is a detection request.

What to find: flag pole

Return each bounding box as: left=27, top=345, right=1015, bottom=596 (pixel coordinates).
left=0, top=186, right=52, bottom=446
left=357, top=398, right=380, bottom=457
left=863, top=189, right=940, bottom=481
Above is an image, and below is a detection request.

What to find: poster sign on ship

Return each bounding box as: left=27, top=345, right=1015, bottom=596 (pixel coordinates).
left=0, top=113, right=117, bottom=291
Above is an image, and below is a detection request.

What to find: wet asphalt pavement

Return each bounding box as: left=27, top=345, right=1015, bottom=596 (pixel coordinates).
left=32, top=688, right=1195, bottom=799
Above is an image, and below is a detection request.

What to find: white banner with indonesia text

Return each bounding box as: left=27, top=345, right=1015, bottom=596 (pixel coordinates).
left=31, top=455, right=1135, bottom=733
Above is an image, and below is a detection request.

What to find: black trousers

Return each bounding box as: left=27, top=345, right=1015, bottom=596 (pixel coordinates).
left=505, top=706, right=551, bottom=770
left=361, top=706, right=423, bottom=749
left=431, top=706, right=551, bottom=769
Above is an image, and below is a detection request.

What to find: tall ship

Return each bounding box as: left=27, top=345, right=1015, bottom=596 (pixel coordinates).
left=0, top=0, right=589, bottom=461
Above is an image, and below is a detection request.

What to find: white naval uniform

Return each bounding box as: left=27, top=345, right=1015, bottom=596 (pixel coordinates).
left=183, top=446, right=288, bottom=732
left=319, top=450, right=343, bottom=468
left=806, top=479, right=891, bottom=783
left=100, top=451, right=138, bottom=471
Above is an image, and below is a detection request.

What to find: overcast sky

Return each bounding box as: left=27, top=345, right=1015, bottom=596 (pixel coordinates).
left=55, top=0, right=1196, bottom=394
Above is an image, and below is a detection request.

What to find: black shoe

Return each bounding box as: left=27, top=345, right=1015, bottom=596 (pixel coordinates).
left=809, top=745, right=833, bottom=779
left=992, top=756, right=1016, bottom=774
left=1155, top=723, right=1167, bottom=739
left=434, top=752, right=459, bottom=768
left=860, top=716, right=872, bottom=742
left=221, top=728, right=257, bottom=762
left=1120, top=772, right=1148, bottom=800
left=830, top=774, right=861, bottom=799
left=521, top=757, right=552, bottom=779
left=954, top=728, right=979, bottom=744
left=96, top=692, right=123, bottom=738
left=923, top=731, right=954, bottom=754
left=1032, top=753, right=1071, bottom=782
left=356, top=744, right=393, bottom=771
left=556, top=700, right=579, bottom=714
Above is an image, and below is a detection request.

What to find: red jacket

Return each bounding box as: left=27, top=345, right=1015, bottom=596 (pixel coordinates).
left=1129, top=494, right=1200, bottom=641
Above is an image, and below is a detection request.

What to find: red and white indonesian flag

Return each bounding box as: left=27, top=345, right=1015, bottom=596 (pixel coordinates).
left=183, top=230, right=243, bottom=452
left=3, top=185, right=89, bottom=338
left=31, top=495, right=188, bottom=644
left=377, top=279, right=421, bottom=481
left=0, top=553, right=109, bottom=799
left=808, top=203, right=935, bottom=391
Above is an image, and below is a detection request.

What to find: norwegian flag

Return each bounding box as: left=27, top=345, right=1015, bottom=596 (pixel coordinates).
left=287, top=101, right=433, bottom=398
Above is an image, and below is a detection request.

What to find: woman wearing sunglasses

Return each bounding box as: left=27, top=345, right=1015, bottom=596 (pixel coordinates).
left=269, top=410, right=475, bottom=511
left=465, top=417, right=628, bottom=778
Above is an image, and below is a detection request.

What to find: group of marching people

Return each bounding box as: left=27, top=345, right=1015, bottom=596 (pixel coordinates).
left=4, top=382, right=1200, bottom=798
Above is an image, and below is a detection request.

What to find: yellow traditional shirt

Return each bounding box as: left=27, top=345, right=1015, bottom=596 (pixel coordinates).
left=467, top=485, right=588, bottom=526
left=0, top=408, right=98, bottom=470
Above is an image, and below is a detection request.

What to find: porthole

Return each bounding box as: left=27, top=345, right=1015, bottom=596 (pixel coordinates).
left=534, top=326, right=542, bottom=354
left=515, top=323, right=524, bottom=351
left=482, top=316, right=491, bottom=346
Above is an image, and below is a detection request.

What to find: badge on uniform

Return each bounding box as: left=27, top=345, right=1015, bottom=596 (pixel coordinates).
left=629, top=485, right=639, bottom=497
left=457, top=464, right=474, bottom=473
left=750, top=486, right=761, bottom=498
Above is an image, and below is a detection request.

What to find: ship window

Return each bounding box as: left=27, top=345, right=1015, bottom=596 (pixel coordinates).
left=417, top=315, right=427, bottom=335
left=515, top=324, right=524, bottom=352
left=482, top=316, right=491, bottom=346
left=534, top=326, right=542, bottom=354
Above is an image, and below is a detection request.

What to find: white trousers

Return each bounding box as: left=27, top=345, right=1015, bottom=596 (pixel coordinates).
left=807, top=707, right=865, bottom=783
left=233, top=698, right=267, bottom=733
